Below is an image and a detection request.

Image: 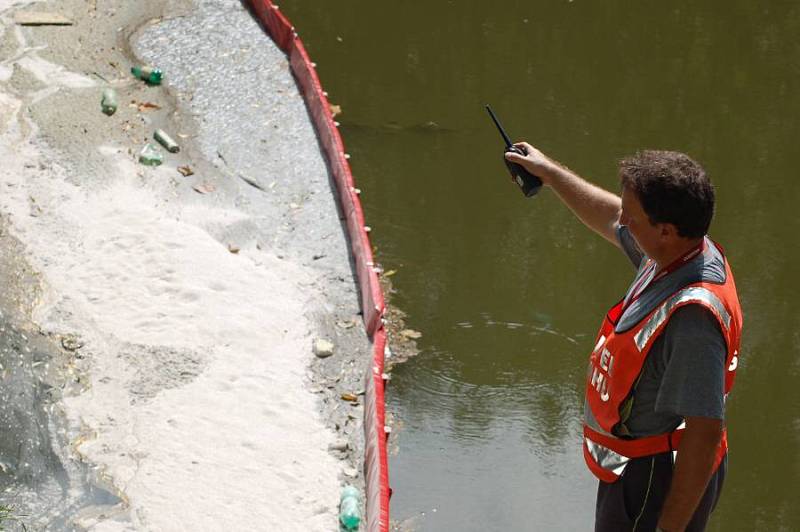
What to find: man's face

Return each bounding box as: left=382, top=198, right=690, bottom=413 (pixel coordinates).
left=620, top=186, right=665, bottom=258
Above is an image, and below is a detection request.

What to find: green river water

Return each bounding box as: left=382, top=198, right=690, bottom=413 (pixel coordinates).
left=281, top=2, right=800, bottom=530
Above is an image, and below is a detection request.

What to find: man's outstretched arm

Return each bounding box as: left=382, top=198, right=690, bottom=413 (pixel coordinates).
left=505, top=142, right=622, bottom=247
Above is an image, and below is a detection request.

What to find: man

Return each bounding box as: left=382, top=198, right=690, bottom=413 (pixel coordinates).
left=505, top=145, right=743, bottom=532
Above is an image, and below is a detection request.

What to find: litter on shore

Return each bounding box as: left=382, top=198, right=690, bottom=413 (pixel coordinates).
left=14, top=12, right=73, bottom=26
left=101, top=89, right=118, bottom=116
left=154, top=129, right=180, bottom=153
left=192, top=182, right=215, bottom=195
left=138, top=144, right=163, bottom=166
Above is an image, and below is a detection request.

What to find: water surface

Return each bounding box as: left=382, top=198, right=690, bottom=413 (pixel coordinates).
left=281, top=2, right=800, bottom=530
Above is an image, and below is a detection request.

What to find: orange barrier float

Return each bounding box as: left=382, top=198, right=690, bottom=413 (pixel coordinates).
left=247, top=2, right=391, bottom=530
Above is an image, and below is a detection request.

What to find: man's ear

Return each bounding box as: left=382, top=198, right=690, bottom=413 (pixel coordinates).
left=660, top=223, right=678, bottom=239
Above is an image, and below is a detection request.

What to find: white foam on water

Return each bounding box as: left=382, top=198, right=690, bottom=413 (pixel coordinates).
left=15, top=54, right=96, bottom=89
left=0, top=0, right=34, bottom=13
left=0, top=84, right=340, bottom=531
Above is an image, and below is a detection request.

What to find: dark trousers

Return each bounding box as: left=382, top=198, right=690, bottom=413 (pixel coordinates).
left=595, top=452, right=727, bottom=532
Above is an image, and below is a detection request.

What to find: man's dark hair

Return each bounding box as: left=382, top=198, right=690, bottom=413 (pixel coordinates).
left=619, top=150, right=715, bottom=238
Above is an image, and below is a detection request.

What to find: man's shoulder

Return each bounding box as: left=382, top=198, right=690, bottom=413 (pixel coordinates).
left=664, top=304, right=724, bottom=338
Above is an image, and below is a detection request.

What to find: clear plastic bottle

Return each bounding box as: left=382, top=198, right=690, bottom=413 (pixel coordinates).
left=339, top=485, right=361, bottom=530
left=101, top=88, right=117, bottom=116
left=131, top=65, right=163, bottom=85
left=139, top=144, right=163, bottom=166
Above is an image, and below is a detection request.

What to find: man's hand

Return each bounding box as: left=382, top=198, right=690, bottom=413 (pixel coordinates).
left=504, top=141, right=622, bottom=247
left=504, top=141, right=559, bottom=185
left=657, top=416, right=724, bottom=531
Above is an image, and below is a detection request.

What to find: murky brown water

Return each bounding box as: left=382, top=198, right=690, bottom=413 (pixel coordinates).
left=281, top=2, right=800, bottom=529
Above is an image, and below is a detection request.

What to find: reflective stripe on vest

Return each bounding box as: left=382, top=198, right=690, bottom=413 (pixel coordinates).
left=584, top=421, right=688, bottom=479
left=634, top=286, right=731, bottom=352
left=585, top=437, right=629, bottom=477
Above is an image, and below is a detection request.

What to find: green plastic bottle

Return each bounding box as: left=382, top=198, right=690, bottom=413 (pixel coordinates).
left=131, top=65, right=163, bottom=85
left=339, top=485, right=361, bottom=530
left=154, top=129, right=180, bottom=153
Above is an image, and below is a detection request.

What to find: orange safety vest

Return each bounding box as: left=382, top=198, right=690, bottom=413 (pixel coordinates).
left=583, top=243, right=743, bottom=483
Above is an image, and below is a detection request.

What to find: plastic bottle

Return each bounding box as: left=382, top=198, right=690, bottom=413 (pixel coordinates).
left=154, top=129, right=180, bottom=153
left=131, top=65, right=163, bottom=85
left=139, top=144, right=163, bottom=166
left=339, top=485, right=361, bottom=530
left=101, top=88, right=117, bottom=116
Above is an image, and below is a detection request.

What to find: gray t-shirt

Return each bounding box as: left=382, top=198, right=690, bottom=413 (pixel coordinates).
left=613, top=226, right=726, bottom=438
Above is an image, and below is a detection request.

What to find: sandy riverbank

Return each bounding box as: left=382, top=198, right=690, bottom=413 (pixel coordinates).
left=0, top=0, right=371, bottom=529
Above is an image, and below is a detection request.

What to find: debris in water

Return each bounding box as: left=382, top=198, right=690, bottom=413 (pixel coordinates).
left=383, top=269, right=397, bottom=277
left=14, top=12, right=73, bottom=25
left=339, top=486, right=362, bottom=530
left=238, top=173, right=266, bottom=191
left=134, top=101, right=161, bottom=112
left=138, top=144, right=163, bottom=166
left=400, top=329, right=422, bottom=340
left=336, top=320, right=356, bottom=329
left=101, top=88, right=117, bottom=116
left=131, top=65, right=163, bottom=85
left=177, top=165, right=194, bottom=177
left=329, top=103, right=342, bottom=118
left=192, top=182, right=215, bottom=194
left=61, top=335, right=84, bottom=351
left=154, top=128, right=180, bottom=153
left=313, top=339, right=334, bottom=358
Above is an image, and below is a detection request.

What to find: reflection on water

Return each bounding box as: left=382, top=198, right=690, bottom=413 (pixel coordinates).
left=278, top=1, right=800, bottom=530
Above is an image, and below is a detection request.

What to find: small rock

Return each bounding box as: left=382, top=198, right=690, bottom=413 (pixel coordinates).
left=336, top=319, right=356, bottom=329
left=228, top=244, right=240, bottom=254
left=340, top=393, right=358, bottom=402
left=343, top=467, right=358, bottom=478
left=328, top=440, right=348, bottom=452
left=313, top=339, right=334, bottom=358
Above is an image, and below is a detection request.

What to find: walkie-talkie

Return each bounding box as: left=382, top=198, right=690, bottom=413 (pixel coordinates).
left=485, top=105, right=542, bottom=197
